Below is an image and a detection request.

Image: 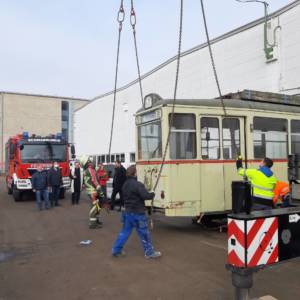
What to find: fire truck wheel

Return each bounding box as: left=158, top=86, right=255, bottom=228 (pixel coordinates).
left=12, top=186, right=22, bottom=202
left=59, top=188, right=65, bottom=199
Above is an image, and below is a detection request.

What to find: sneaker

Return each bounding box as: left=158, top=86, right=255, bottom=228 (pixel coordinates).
left=145, top=251, right=162, bottom=259
left=112, top=251, right=126, bottom=258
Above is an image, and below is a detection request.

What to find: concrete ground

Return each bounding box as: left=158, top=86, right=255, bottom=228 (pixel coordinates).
left=0, top=177, right=299, bottom=300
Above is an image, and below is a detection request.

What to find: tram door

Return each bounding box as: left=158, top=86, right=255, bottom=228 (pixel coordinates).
left=200, top=116, right=246, bottom=213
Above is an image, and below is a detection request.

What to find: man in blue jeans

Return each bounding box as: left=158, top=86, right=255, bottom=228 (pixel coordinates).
left=32, top=164, right=49, bottom=210
left=112, top=165, right=161, bottom=259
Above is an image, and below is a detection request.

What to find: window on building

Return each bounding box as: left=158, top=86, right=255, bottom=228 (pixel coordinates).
left=111, top=154, right=115, bottom=163
left=101, top=155, right=106, bottom=163
left=61, top=101, right=69, bottom=141
left=253, top=117, right=287, bottom=159
left=106, top=154, right=110, bottom=163
left=130, top=152, right=136, bottom=162
left=116, top=154, right=120, bottom=162
left=120, top=153, right=125, bottom=162
left=169, top=114, right=196, bottom=159
left=201, top=117, right=220, bottom=159
left=223, top=118, right=240, bottom=159
left=291, top=120, right=300, bottom=155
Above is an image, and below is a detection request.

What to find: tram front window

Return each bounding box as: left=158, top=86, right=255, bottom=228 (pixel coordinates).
left=138, top=121, right=162, bottom=159
left=170, top=113, right=196, bottom=159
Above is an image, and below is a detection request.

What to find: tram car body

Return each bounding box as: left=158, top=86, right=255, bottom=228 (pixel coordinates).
left=135, top=91, right=300, bottom=217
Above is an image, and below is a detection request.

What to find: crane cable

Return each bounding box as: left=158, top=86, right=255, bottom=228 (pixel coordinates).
left=130, top=0, right=151, bottom=156
left=130, top=0, right=144, bottom=106
left=149, top=0, right=184, bottom=228
left=108, top=0, right=125, bottom=159
left=201, top=0, right=242, bottom=159
left=199, top=0, right=226, bottom=116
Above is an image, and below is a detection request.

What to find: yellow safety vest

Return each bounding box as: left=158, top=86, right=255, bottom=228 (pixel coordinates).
left=238, top=168, right=277, bottom=201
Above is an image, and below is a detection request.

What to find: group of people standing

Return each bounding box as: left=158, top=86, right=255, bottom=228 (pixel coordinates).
left=31, top=161, right=63, bottom=210
left=32, top=157, right=161, bottom=259
left=81, top=157, right=161, bottom=259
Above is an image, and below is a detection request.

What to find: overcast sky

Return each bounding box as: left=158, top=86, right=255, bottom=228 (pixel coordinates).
left=0, top=0, right=295, bottom=99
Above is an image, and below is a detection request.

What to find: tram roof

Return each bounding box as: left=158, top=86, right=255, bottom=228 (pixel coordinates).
left=140, top=90, right=300, bottom=114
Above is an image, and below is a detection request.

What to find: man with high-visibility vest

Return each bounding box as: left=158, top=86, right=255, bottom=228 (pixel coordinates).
left=80, top=156, right=104, bottom=229
left=236, top=157, right=277, bottom=210
left=273, top=181, right=290, bottom=207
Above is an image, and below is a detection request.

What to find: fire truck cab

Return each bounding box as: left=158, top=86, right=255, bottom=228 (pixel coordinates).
left=5, top=132, right=74, bottom=201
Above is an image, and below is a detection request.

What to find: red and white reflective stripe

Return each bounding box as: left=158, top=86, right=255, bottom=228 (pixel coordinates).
left=228, top=218, right=246, bottom=267
left=227, top=217, right=279, bottom=268
left=247, top=217, right=278, bottom=267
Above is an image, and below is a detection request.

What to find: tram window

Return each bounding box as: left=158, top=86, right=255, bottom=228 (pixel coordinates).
left=116, top=154, right=120, bottom=162
left=138, top=121, right=162, bottom=159
left=201, top=117, right=220, bottom=159
left=253, top=117, right=287, bottom=159
left=169, top=114, right=196, bottom=159
left=101, top=155, right=105, bottom=163
left=106, top=154, right=110, bottom=163
left=291, top=120, right=300, bottom=154
left=223, top=118, right=240, bottom=159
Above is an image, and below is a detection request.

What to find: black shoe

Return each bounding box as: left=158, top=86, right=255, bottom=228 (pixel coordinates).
left=112, top=251, right=126, bottom=258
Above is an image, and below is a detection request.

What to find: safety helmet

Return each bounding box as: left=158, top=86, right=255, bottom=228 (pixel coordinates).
left=79, top=155, right=91, bottom=169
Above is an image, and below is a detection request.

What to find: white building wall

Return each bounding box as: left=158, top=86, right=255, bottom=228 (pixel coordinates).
left=75, top=1, right=300, bottom=159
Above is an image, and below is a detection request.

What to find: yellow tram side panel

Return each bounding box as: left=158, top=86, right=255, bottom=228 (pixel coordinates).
left=136, top=102, right=298, bottom=217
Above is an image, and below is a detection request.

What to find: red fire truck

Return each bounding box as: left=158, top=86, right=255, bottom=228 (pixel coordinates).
left=5, top=132, right=75, bottom=201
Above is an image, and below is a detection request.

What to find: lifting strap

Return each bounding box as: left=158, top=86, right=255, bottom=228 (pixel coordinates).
left=108, top=0, right=125, bottom=159
left=130, top=0, right=144, bottom=106
left=149, top=0, right=184, bottom=228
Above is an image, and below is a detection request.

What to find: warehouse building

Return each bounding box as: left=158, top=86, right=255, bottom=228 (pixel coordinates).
left=74, top=1, right=300, bottom=165
left=0, top=91, right=88, bottom=173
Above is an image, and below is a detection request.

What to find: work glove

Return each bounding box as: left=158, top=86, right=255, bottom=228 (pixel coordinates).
left=236, top=156, right=243, bottom=170
left=92, top=199, right=99, bottom=206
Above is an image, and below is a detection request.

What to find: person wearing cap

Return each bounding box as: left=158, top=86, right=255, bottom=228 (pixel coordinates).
left=236, top=157, right=277, bottom=210
left=112, top=164, right=161, bottom=259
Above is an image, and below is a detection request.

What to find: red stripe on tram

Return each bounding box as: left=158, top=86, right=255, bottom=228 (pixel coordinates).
left=136, top=159, right=288, bottom=165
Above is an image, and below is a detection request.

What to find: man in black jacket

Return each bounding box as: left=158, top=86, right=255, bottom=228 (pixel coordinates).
left=112, top=165, right=161, bottom=259
left=48, top=161, right=62, bottom=207
left=32, top=165, right=49, bottom=210
left=110, top=160, right=127, bottom=211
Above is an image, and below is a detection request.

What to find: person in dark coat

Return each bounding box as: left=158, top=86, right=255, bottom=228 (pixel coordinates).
left=32, top=164, right=49, bottom=210
left=70, top=161, right=83, bottom=205
left=112, top=165, right=161, bottom=259
left=48, top=161, right=62, bottom=207
left=110, top=160, right=127, bottom=211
